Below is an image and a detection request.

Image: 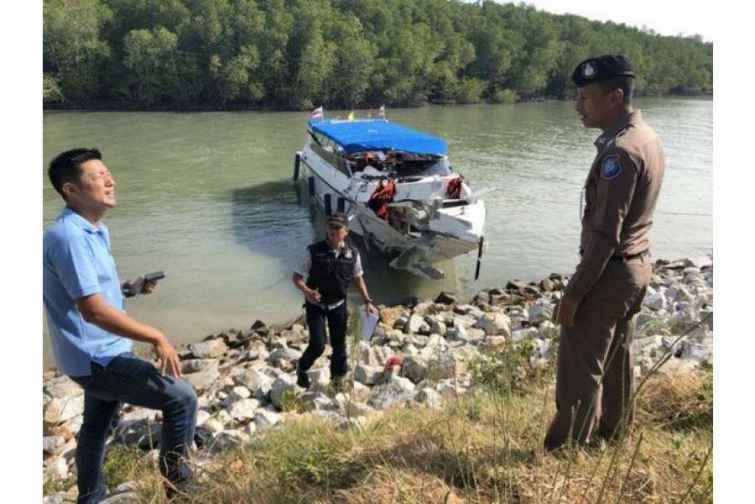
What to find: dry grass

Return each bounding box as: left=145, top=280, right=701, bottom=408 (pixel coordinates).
left=112, top=362, right=711, bottom=504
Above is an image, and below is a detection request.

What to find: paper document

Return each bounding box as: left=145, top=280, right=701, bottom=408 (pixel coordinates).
left=360, top=310, right=380, bottom=341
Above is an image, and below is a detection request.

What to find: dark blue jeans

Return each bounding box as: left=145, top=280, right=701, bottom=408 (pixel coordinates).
left=70, top=352, right=197, bottom=503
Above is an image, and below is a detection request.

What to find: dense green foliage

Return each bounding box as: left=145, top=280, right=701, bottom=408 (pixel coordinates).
left=43, top=0, right=712, bottom=109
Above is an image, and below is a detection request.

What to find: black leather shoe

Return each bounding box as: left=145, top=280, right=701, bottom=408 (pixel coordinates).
left=296, top=365, right=310, bottom=389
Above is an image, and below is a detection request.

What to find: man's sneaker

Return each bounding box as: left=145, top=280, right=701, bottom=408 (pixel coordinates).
left=296, top=364, right=310, bottom=389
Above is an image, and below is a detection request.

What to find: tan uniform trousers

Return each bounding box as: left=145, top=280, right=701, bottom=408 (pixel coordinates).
left=545, top=255, right=652, bottom=450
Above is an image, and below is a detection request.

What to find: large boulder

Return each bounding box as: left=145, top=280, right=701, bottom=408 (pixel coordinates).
left=270, top=375, right=300, bottom=409
left=415, top=387, right=442, bottom=408
left=354, top=364, right=384, bottom=385
left=43, top=436, right=67, bottom=456
left=44, top=375, right=82, bottom=399
left=235, top=368, right=274, bottom=399
left=229, top=398, right=261, bottom=421
left=528, top=299, right=554, bottom=324
left=380, top=306, right=407, bottom=330
left=182, top=360, right=220, bottom=393
left=407, top=314, right=428, bottom=334
left=254, top=408, right=282, bottom=430
left=476, top=312, right=512, bottom=337
left=368, top=375, right=416, bottom=409
left=188, top=339, right=228, bottom=359
left=44, top=395, right=85, bottom=425
left=401, top=356, right=428, bottom=383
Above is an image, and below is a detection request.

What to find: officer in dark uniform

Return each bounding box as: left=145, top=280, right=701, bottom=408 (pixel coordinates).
left=292, top=212, right=378, bottom=389
left=545, top=55, right=665, bottom=451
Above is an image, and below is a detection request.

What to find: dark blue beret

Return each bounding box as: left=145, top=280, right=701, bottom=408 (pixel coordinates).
left=572, top=55, right=635, bottom=87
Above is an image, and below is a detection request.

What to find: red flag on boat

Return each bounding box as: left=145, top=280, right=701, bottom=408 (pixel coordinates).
left=310, top=106, right=324, bottom=120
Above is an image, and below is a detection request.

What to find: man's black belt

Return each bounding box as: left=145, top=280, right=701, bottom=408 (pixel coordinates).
left=306, top=299, right=345, bottom=311
left=609, top=250, right=650, bottom=262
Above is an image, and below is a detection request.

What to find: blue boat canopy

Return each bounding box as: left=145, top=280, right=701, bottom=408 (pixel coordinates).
left=308, top=119, right=448, bottom=155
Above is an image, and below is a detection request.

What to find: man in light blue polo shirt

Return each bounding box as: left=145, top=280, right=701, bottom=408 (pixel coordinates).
left=43, top=148, right=197, bottom=503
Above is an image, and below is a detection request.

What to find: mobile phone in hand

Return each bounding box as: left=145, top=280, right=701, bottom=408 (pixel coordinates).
left=144, top=271, right=166, bottom=283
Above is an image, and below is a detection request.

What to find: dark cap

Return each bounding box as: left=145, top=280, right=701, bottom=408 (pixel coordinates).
left=327, top=212, right=348, bottom=227
left=572, top=54, right=635, bottom=87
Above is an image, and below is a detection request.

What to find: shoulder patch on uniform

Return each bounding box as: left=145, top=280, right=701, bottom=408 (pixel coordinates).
left=601, top=155, right=623, bottom=180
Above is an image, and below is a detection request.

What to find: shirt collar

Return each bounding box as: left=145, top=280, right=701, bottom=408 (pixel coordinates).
left=60, top=207, right=104, bottom=235
left=594, top=110, right=643, bottom=150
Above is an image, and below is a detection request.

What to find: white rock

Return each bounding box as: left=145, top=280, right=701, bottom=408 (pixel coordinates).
left=357, top=342, right=381, bottom=366
left=114, top=481, right=140, bottom=494
left=349, top=381, right=371, bottom=403
left=307, top=367, right=331, bottom=389
left=429, top=319, right=446, bottom=336
left=43, top=493, right=66, bottom=504
left=235, top=368, right=274, bottom=399
left=229, top=398, right=261, bottom=421
left=415, top=387, right=442, bottom=408
left=183, top=360, right=220, bottom=393
left=447, top=324, right=467, bottom=341
left=645, top=291, right=667, bottom=311
left=44, top=395, right=85, bottom=425
left=189, top=339, right=228, bottom=359
left=681, top=341, right=713, bottom=362
left=254, top=409, right=282, bottom=430
left=407, top=314, right=425, bottom=334
left=270, top=375, right=299, bottom=409
left=100, top=493, right=140, bottom=504
left=45, top=456, right=68, bottom=480
left=510, top=327, right=539, bottom=343
left=43, top=436, right=66, bottom=455
left=532, top=338, right=552, bottom=359
left=436, top=381, right=461, bottom=400
left=209, top=430, right=249, bottom=453
left=196, top=409, right=211, bottom=427
left=354, top=364, right=383, bottom=385
left=44, top=375, right=82, bottom=399
left=345, top=401, right=372, bottom=417
left=120, top=407, right=158, bottom=423
left=202, top=418, right=225, bottom=434
left=538, top=320, right=559, bottom=340
left=268, top=346, right=303, bottom=363
left=230, top=386, right=252, bottom=400
left=401, top=356, right=428, bottom=383
left=528, top=299, right=554, bottom=324
left=368, top=375, right=416, bottom=409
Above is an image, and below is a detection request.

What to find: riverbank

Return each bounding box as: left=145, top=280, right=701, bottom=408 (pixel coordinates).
left=42, top=256, right=713, bottom=503
left=43, top=92, right=712, bottom=113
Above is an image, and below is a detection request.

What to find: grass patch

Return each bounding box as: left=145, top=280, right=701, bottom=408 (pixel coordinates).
left=120, top=365, right=711, bottom=503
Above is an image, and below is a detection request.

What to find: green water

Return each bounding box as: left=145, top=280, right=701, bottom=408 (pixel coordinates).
left=43, top=99, right=712, bottom=365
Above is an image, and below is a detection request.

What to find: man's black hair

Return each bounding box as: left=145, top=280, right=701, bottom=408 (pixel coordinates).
left=48, top=148, right=102, bottom=199
left=598, top=76, right=634, bottom=105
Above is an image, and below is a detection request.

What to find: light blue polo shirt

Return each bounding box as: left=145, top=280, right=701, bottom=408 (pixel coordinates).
left=43, top=207, right=133, bottom=376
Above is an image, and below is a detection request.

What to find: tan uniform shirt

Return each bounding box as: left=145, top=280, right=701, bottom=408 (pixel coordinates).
left=565, top=110, right=665, bottom=301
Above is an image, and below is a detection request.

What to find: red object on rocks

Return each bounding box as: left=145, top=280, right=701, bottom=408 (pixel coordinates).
left=384, top=355, right=403, bottom=370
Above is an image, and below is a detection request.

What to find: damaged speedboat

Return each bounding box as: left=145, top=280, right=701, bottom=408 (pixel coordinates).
left=293, top=114, right=487, bottom=280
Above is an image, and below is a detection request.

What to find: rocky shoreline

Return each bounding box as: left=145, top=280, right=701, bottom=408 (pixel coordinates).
left=42, top=256, right=713, bottom=503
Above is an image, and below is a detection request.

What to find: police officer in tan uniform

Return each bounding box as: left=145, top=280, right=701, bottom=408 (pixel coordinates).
left=545, top=55, right=665, bottom=451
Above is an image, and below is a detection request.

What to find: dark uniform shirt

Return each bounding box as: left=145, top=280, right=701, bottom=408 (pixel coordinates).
left=565, top=110, right=665, bottom=301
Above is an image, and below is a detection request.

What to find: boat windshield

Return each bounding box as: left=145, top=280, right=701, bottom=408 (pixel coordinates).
left=346, top=150, right=451, bottom=178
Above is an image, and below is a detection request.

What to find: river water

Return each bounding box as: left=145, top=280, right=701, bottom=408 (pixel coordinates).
left=43, top=99, right=712, bottom=365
